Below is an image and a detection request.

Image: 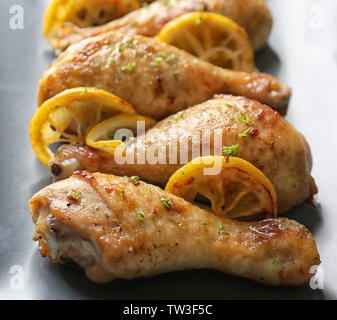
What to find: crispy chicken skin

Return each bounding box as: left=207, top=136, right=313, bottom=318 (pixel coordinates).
left=29, top=172, right=320, bottom=285
left=50, top=95, right=317, bottom=214
left=38, top=32, right=290, bottom=118
left=48, top=0, right=272, bottom=52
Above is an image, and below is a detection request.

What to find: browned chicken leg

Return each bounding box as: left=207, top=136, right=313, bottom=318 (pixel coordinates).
left=38, top=31, right=290, bottom=119
left=29, top=171, right=320, bottom=285
left=47, top=0, right=273, bottom=52
left=50, top=95, right=316, bottom=214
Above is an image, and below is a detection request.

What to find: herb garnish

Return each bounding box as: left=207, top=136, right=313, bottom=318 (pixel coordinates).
left=222, top=144, right=239, bottom=156
left=151, top=57, right=163, bottom=67
left=231, top=113, right=253, bottom=124
left=121, top=61, right=136, bottom=72
left=124, top=175, right=140, bottom=185
left=138, top=212, right=145, bottom=221
left=125, top=40, right=134, bottom=47
left=116, top=187, right=124, bottom=195
left=72, top=191, right=81, bottom=199
left=159, top=198, right=172, bottom=209
left=239, top=127, right=252, bottom=138
left=68, top=191, right=81, bottom=202
left=202, top=222, right=209, bottom=227
left=168, top=112, right=184, bottom=122
left=166, top=54, right=177, bottom=64
left=218, top=221, right=226, bottom=234
left=272, top=257, right=278, bottom=265
left=159, top=52, right=167, bottom=58
left=130, top=176, right=139, bottom=184
left=118, top=43, right=124, bottom=53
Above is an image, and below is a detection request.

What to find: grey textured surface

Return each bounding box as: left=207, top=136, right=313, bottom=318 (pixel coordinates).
left=0, top=0, right=336, bottom=299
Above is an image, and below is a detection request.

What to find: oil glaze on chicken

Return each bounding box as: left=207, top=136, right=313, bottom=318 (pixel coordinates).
left=29, top=172, right=320, bottom=285
left=38, top=31, right=290, bottom=119
left=50, top=95, right=317, bottom=214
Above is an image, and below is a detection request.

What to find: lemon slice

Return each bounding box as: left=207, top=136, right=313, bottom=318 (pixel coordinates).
left=43, top=0, right=140, bottom=38
left=86, top=114, right=157, bottom=155
left=165, top=156, right=277, bottom=220
left=158, top=12, right=255, bottom=72
left=30, top=87, right=136, bottom=166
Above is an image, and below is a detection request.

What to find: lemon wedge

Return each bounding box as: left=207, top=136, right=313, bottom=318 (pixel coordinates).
left=86, top=114, right=157, bottom=155
left=165, top=156, right=277, bottom=220
left=30, top=87, right=136, bottom=166
left=43, top=0, right=140, bottom=43
left=158, top=12, right=255, bottom=72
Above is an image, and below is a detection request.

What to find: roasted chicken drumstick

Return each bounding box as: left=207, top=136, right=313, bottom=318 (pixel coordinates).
left=47, top=0, right=273, bottom=52
left=38, top=31, right=290, bottom=119
left=50, top=95, right=316, bottom=214
left=29, top=171, right=320, bottom=285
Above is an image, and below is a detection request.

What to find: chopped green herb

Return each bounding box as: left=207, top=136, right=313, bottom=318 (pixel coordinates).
left=218, top=221, right=226, bottom=234
left=231, top=113, right=253, bottom=124
left=168, top=112, right=184, bottom=122
left=202, top=222, right=209, bottom=227
left=272, top=257, right=278, bottom=265
left=80, top=87, right=87, bottom=96
left=118, top=43, right=124, bottom=53
left=149, top=186, right=154, bottom=193
left=116, top=187, right=124, bottom=195
left=70, top=191, right=81, bottom=200
left=173, top=71, right=179, bottom=79
left=125, top=40, right=134, bottom=47
left=124, top=175, right=140, bottom=184
left=239, top=127, right=252, bottom=138
left=138, top=211, right=145, bottom=221
left=121, top=61, right=136, bottom=72
left=166, top=54, right=177, bottom=64
left=222, top=144, right=239, bottom=156
left=159, top=52, right=167, bottom=58
left=159, top=198, right=172, bottom=209
left=135, top=51, right=141, bottom=57
left=109, top=59, right=116, bottom=66
left=130, top=176, right=139, bottom=183
left=151, top=57, right=163, bottom=67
